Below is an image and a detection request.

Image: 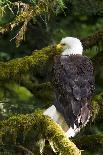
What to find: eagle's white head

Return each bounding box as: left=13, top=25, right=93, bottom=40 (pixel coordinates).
left=57, top=37, right=83, bottom=56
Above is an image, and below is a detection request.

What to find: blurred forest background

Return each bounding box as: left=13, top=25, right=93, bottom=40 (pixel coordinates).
left=0, top=0, right=103, bottom=155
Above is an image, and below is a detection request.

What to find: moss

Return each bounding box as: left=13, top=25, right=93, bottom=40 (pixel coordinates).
left=0, top=46, right=61, bottom=82
left=91, top=92, right=103, bottom=122
left=0, top=111, right=81, bottom=155
left=43, top=118, right=81, bottom=155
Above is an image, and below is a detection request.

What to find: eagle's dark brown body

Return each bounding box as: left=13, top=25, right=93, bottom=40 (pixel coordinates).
left=52, top=55, right=95, bottom=129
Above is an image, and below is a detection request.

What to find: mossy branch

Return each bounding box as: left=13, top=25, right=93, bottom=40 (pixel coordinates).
left=0, top=46, right=60, bottom=81
left=73, top=133, right=103, bottom=151
left=91, top=92, right=103, bottom=123
left=0, top=111, right=81, bottom=155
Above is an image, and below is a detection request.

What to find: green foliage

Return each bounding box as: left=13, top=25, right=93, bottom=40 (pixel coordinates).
left=0, top=0, right=66, bottom=46
left=0, top=83, right=34, bottom=117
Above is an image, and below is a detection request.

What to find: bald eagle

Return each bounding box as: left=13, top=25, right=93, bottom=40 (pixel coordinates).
left=44, top=37, right=95, bottom=137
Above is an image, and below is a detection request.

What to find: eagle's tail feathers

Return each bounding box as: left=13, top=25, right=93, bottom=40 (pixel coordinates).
left=65, top=124, right=80, bottom=138
left=80, top=102, right=91, bottom=127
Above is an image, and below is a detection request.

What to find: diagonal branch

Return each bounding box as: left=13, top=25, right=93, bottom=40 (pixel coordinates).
left=0, top=46, right=58, bottom=81
left=0, top=111, right=81, bottom=155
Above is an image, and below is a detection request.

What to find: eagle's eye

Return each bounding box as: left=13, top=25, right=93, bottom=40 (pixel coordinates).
left=61, top=43, right=66, bottom=46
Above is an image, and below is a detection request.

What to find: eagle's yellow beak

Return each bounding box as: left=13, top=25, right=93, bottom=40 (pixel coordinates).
left=56, top=43, right=64, bottom=49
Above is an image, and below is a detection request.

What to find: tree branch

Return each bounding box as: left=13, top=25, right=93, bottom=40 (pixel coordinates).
left=81, top=31, right=103, bottom=49
left=0, top=46, right=58, bottom=81
left=0, top=111, right=81, bottom=155
left=73, top=133, right=103, bottom=151
left=91, top=92, right=103, bottom=123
